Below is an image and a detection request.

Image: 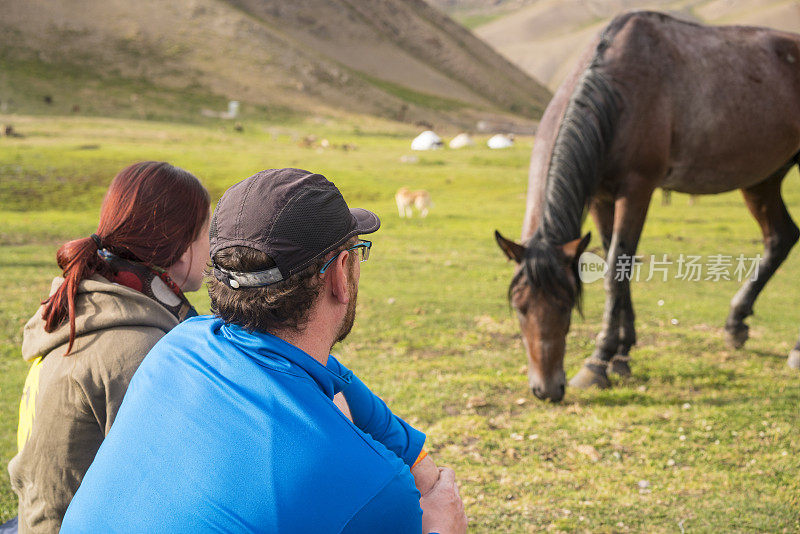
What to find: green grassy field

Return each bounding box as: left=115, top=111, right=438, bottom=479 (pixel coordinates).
left=0, top=115, right=798, bottom=532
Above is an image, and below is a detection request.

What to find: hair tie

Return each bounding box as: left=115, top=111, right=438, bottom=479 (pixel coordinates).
left=90, top=234, right=103, bottom=249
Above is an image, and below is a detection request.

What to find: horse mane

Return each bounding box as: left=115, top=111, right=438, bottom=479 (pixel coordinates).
left=515, top=14, right=631, bottom=309
left=509, top=241, right=583, bottom=312
left=536, top=24, right=624, bottom=245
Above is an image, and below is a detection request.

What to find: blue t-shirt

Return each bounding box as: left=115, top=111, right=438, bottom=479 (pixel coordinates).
left=61, top=316, right=426, bottom=533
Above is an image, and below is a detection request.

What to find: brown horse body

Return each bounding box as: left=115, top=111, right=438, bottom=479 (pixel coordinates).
left=497, top=11, right=800, bottom=401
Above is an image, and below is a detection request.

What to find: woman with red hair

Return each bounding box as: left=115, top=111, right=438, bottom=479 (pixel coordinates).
left=7, top=161, right=211, bottom=534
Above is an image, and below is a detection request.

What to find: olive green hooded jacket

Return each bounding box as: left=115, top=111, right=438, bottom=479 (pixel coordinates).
left=8, top=276, right=178, bottom=534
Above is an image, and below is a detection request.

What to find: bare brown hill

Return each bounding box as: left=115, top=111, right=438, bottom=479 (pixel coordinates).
left=0, top=0, right=552, bottom=127
left=433, top=0, right=800, bottom=91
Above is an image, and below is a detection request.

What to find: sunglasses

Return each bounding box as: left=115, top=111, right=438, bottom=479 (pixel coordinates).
left=320, top=240, right=372, bottom=274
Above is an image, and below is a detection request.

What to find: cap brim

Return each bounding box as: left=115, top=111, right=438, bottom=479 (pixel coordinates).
left=350, top=208, right=380, bottom=235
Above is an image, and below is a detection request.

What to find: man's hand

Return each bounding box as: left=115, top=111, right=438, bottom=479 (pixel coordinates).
left=419, top=467, right=468, bottom=534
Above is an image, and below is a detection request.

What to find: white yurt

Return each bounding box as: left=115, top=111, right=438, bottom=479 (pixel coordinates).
left=448, top=133, right=474, bottom=149
left=411, top=130, right=443, bottom=151
left=487, top=134, right=514, bottom=149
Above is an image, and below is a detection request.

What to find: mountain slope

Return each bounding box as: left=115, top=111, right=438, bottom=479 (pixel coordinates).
left=432, top=0, right=800, bottom=91
left=0, top=0, right=552, bottom=126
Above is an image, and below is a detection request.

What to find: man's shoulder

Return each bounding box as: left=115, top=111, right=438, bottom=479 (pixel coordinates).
left=165, top=314, right=219, bottom=335
left=149, top=315, right=226, bottom=355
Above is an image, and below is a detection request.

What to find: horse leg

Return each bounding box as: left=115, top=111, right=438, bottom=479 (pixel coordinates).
left=590, top=196, right=614, bottom=252
left=725, top=166, right=799, bottom=349
left=611, top=291, right=636, bottom=377
left=571, top=198, right=618, bottom=389
left=571, top=185, right=653, bottom=388
left=589, top=197, right=633, bottom=376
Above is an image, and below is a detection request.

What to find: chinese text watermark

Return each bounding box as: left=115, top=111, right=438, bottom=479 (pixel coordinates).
left=578, top=253, right=761, bottom=284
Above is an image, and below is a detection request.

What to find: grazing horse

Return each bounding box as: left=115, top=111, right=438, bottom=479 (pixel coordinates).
left=495, top=11, right=800, bottom=401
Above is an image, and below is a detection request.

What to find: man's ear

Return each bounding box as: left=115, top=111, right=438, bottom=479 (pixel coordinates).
left=561, top=232, right=591, bottom=264
left=329, top=250, right=351, bottom=304
left=495, top=230, right=525, bottom=263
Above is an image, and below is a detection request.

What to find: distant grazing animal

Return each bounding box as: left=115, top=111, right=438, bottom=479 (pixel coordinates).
left=661, top=189, right=698, bottom=206
left=396, top=188, right=431, bottom=218
left=4, top=125, right=23, bottom=138
left=495, top=11, right=800, bottom=401
left=299, top=135, right=317, bottom=148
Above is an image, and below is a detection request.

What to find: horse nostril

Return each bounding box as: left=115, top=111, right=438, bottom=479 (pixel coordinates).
left=531, top=387, right=546, bottom=400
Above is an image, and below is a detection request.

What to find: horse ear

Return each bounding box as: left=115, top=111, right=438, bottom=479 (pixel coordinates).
left=561, top=232, right=591, bottom=263
left=495, top=230, right=525, bottom=263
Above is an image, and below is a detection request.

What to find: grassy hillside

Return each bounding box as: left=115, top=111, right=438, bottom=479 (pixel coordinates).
left=0, top=0, right=551, bottom=128
left=441, top=0, right=800, bottom=91
left=1, top=115, right=798, bottom=531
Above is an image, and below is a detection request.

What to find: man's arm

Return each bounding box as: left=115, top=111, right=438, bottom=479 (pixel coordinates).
left=340, top=471, right=423, bottom=534
left=333, top=392, right=352, bottom=420
left=336, top=390, right=438, bottom=494
left=337, top=389, right=443, bottom=517
left=331, top=362, right=466, bottom=533
left=329, top=357, right=425, bottom=467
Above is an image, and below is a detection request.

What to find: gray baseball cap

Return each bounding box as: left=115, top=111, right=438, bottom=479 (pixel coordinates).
left=210, top=168, right=379, bottom=288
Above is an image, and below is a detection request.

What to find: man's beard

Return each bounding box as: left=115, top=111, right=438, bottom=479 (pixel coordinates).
left=334, top=270, right=358, bottom=344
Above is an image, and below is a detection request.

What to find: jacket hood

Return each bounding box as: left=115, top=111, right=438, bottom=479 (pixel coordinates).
left=22, top=276, right=180, bottom=361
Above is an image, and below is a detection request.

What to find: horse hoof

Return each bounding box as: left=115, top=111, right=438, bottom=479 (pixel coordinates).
left=610, top=355, right=632, bottom=377
left=788, top=349, right=800, bottom=370
left=569, top=364, right=611, bottom=389
left=725, top=324, right=749, bottom=349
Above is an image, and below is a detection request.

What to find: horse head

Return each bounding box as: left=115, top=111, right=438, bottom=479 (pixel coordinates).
left=495, top=230, right=591, bottom=402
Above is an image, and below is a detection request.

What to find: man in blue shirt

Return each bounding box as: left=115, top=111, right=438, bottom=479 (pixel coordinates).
left=62, top=168, right=467, bottom=533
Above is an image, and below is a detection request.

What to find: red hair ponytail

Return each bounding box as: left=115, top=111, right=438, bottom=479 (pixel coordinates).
left=42, top=236, right=114, bottom=354
left=40, top=161, right=210, bottom=355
